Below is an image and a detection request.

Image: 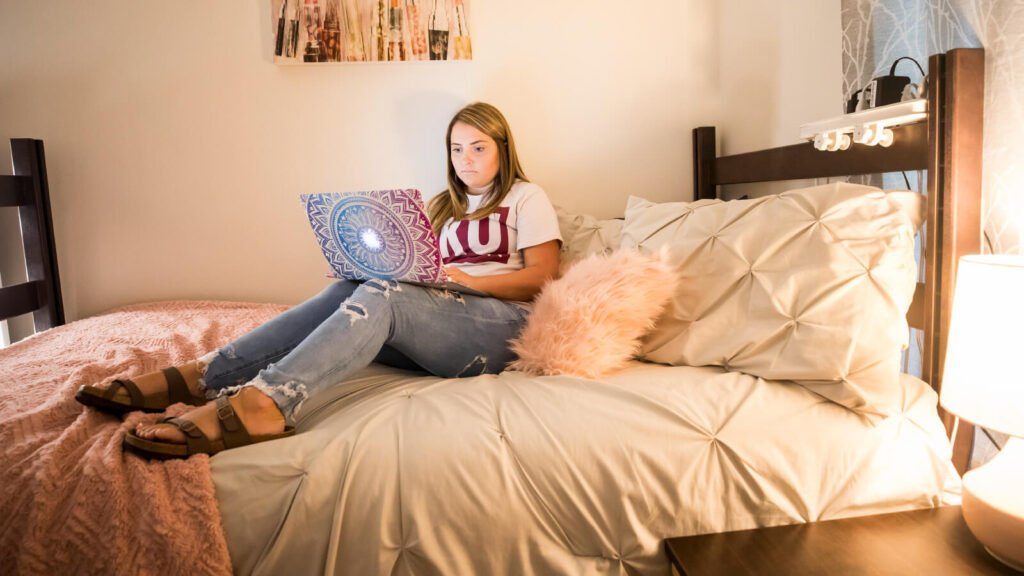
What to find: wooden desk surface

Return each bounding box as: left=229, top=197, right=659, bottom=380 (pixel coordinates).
left=664, top=506, right=1020, bottom=576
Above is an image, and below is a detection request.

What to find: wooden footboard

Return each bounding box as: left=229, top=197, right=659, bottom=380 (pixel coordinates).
left=0, top=139, right=63, bottom=333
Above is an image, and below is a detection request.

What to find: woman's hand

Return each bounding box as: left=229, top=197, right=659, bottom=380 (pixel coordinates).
left=443, top=240, right=560, bottom=301
left=445, top=266, right=477, bottom=288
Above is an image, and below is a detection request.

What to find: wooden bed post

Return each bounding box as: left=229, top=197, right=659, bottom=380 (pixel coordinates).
left=924, top=49, right=984, bottom=474
left=693, top=127, right=717, bottom=201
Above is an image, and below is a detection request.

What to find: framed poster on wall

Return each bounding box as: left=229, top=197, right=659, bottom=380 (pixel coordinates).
left=271, top=0, right=472, bottom=63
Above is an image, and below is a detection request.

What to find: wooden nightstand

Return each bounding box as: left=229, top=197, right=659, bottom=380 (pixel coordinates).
left=664, top=506, right=1021, bottom=575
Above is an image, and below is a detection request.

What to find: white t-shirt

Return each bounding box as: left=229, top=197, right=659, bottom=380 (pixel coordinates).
left=439, top=180, right=562, bottom=278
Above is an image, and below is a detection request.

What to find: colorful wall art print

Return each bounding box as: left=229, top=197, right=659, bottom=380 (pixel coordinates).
left=272, top=0, right=472, bottom=63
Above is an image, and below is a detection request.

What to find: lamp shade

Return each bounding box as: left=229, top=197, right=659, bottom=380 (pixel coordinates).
left=940, top=254, right=1024, bottom=438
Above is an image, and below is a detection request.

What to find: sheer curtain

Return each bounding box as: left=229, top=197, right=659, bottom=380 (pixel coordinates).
left=842, top=0, right=1024, bottom=255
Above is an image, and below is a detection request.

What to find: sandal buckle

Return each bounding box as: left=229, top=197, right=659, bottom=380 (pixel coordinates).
left=216, top=399, right=235, bottom=422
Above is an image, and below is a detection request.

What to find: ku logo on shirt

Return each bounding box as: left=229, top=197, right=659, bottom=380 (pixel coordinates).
left=441, top=207, right=511, bottom=265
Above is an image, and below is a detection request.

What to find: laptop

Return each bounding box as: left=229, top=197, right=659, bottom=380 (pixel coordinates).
left=301, top=189, right=488, bottom=297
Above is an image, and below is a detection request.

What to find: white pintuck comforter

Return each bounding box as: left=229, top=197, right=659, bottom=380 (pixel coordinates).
left=211, top=360, right=959, bottom=576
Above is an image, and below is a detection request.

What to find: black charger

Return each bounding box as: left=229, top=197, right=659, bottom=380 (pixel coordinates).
left=846, top=56, right=925, bottom=113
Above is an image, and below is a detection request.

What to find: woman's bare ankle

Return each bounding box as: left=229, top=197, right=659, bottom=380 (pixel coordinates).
left=174, top=363, right=205, bottom=396
left=235, top=387, right=285, bottom=423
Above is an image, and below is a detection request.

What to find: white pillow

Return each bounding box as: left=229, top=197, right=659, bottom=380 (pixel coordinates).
left=555, top=206, right=623, bottom=274
left=621, top=183, right=925, bottom=418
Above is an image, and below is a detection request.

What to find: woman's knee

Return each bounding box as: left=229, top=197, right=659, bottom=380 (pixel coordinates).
left=316, top=279, right=359, bottom=303
left=358, top=278, right=400, bottom=295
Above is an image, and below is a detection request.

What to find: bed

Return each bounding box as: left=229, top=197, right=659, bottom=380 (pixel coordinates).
left=0, top=48, right=983, bottom=576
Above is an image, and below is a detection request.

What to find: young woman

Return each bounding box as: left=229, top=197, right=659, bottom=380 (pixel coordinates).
left=75, top=102, right=562, bottom=459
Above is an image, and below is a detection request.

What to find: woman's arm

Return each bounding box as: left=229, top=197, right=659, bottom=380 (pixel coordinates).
left=446, top=240, right=560, bottom=301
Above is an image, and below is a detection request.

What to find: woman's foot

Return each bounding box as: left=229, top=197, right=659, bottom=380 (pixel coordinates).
left=75, top=361, right=207, bottom=414
left=134, top=387, right=286, bottom=445
left=109, top=362, right=204, bottom=403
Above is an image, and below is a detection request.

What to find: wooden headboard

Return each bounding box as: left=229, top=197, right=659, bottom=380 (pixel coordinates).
left=0, top=138, right=64, bottom=334
left=691, top=48, right=984, bottom=475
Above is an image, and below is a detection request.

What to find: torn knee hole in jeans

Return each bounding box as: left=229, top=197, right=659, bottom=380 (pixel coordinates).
left=342, top=301, right=368, bottom=323
left=364, top=278, right=399, bottom=295
left=434, top=289, right=466, bottom=304
left=456, top=355, right=487, bottom=377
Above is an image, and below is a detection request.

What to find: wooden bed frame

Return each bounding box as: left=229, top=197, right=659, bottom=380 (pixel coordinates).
left=0, top=50, right=982, bottom=474
left=692, top=48, right=984, bottom=475
left=0, top=139, right=64, bottom=334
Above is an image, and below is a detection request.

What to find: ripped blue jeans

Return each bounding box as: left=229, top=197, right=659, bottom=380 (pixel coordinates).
left=199, top=279, right=528, bottom=424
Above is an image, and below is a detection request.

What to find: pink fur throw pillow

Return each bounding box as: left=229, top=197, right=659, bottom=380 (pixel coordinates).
left=509, top=250, right=677, bottom=379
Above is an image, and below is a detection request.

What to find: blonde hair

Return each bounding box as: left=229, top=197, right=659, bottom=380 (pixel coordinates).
left=427, top=102, right=528, bottom=235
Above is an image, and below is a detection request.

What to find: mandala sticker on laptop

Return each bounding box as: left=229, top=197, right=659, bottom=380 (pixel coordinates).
left=301, top=189, right=447, bottom=284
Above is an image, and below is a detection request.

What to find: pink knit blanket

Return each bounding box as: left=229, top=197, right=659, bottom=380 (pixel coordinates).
left=0, top=301, right=288, bottom=576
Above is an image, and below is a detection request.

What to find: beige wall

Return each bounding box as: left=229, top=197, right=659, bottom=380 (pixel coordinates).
left=717, top=0, right=844, bottom=198
left=0, top=0, right=840, bottom=323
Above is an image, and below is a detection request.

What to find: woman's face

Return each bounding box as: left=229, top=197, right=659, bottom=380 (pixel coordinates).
left=450, top=121, right=500, bottom=194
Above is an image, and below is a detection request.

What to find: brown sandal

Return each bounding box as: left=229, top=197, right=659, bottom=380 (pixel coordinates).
left=75, top=367, right=206, bottom=415
left=122, top=396, right=295, bottom=459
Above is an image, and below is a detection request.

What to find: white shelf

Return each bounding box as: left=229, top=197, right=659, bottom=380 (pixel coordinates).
left=799, top=99, right=927, bottom=141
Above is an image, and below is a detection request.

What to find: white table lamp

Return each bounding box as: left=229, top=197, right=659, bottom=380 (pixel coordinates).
left=940, top=254, right=1024, bottom=571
